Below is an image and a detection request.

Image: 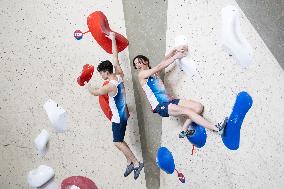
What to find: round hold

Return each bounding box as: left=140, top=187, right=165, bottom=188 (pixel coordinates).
left=187, top=122, right=207, bottom=148
left=156, top=147, right=175, bottom=174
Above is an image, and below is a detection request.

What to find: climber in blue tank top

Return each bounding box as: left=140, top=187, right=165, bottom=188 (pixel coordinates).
left=133, top=46, right=228, bottom=138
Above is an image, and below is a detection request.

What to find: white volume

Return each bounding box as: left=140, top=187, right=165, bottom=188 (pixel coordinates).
left=221, top=5, right=253, bottom=68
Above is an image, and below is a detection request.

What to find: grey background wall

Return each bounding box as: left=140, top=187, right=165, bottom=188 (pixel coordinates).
left=0, top=1, right=146, bottom=188
left=122, top=1, right=168, bottom=189
left=235, top=0, right=284, bottom=68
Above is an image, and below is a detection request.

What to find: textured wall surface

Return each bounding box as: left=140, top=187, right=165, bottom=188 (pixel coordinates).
left=1, top=0, right=283, bottom=188
left=161, top=0, right=284, bottom=188
left=0, top=0, right=145, bottom=188
left=122, top=0, right=168, bottom=188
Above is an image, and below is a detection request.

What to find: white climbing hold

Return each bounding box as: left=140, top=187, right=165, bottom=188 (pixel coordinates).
left=174, top=35, right=196, bottom=77
left=221, top=5, right=253, bottom=68
left=43, top=99, right=68, bottom=132
left=70, top=185, right=80, bottom=189
left=34, top=129, right=49, bottom=156
left=27, top=165, right=55, bottom=188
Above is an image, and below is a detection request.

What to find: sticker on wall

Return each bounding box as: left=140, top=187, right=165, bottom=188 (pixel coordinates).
left=74, top=30, right=84, bottom=40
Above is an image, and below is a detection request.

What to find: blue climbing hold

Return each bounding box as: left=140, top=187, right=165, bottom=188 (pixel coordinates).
left=222, top=91, right=253, bottom=150
left=156, top=147, right=175, bottom=174
left=187, top=122, right=207, bottom=148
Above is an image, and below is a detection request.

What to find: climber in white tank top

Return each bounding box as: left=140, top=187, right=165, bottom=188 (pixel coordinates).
left=85, top=32, right=143, bottom=179
left=108, top=75, right=128, bottom=124
left=142, top=74, right=173, bottom=110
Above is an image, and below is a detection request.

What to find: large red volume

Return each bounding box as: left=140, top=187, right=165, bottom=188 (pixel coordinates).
left=98, top=81, right=130, bottom=121
left=61, top=176, right=98, bottom=189
left=99, top=81, right=112, bottom=121
left=87, top=11, right=129, bottom=54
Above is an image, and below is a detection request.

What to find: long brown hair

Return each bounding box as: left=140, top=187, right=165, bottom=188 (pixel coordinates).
left=132, top=55, right=151, bottom=69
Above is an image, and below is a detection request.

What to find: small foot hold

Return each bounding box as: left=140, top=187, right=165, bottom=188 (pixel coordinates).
left=175, top=169, right=185, bottom=183
left=34, top=129, right=49, bottom=156
left=27, top=165, right=54, bottom=188
left=191, top=145, right=196, bottom=155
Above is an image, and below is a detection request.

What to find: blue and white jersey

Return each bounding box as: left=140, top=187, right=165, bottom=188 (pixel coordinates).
left=142, top=75, right=172, bottom=110
left=108, top=76, right=128, bottom=123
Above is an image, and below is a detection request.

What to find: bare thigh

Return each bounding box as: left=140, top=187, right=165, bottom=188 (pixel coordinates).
left=168, top=103, right=216, bottom=130
left=168, top=103, right=193, bottom=117
left=179, top=99, right=204, bottom=114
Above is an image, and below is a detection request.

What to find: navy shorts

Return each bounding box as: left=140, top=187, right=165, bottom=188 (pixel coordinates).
left=153, top=99, right=180, bottom=117
left=112, top=121, right=127, bottom=142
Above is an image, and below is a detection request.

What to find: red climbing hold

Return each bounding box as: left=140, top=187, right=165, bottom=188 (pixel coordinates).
left=98, top=81, right=130, bottom=121
left=77, top=64, right=94, bottom=86
left=99, top=81, right=112, bottom=121
left=87, top=11, right=129, bottom=54
left=61, top=176, right=98, bottom=189
left=175, top=169, right=185, bottom=183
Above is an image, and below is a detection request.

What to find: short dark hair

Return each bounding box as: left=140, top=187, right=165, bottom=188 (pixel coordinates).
left=132, top=55, right=151, bottom=69
left=97, top=60, right=113, bottom=73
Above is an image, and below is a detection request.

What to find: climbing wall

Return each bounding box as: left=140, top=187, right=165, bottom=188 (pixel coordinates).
left=161, top=0, right=284, bottom=188
left=0, top=0, right=146, bottom=188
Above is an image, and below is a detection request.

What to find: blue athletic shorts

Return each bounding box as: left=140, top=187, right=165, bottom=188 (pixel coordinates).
left=112, top=121, right=127, bottom=142
left=153, top=99, right=180, bottom=117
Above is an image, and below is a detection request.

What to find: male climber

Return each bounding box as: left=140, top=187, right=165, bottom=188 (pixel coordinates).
left=132, top=46, right=228, bottom=138
left=85, top=32, right=144, bottom=179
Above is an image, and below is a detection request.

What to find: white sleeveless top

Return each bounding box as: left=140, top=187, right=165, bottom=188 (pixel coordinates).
left=142, top=75, right=172, bottom=110
left=108, top=76, right=128, bottom=123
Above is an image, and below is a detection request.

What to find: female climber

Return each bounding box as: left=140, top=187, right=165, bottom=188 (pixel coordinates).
left=132, top=46, right=228, bottom=138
